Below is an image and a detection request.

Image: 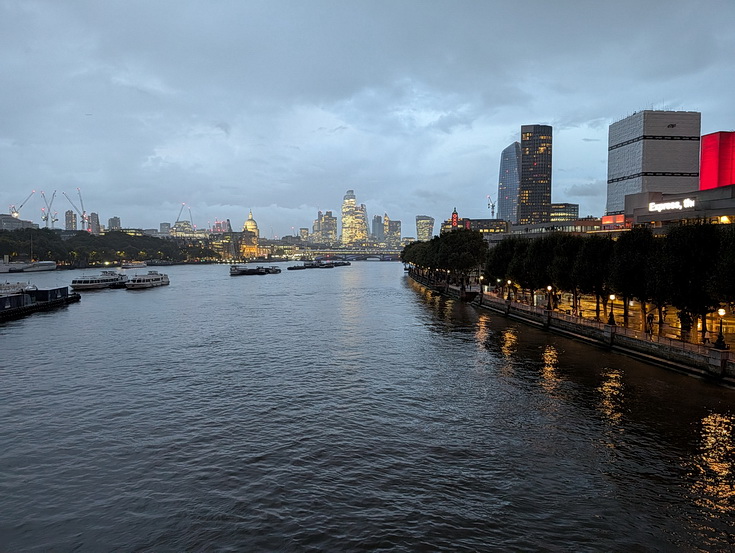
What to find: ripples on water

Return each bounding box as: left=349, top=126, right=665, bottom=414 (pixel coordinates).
left=1, top=263, right=734, bottom=552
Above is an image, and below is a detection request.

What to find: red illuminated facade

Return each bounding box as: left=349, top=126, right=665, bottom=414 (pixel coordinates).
left=700, top=132, right=735, bottom=190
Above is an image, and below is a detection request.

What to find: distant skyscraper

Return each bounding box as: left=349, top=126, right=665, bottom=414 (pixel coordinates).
left=108, top=216, right=121, bottom=230
left=340, top=189, right=368, bottom=246
left=497, top=141, right=521, bottom=223
left=159, top=222, right=171, bottom=235
left=605, top=110, right=701, bottom=214
left=65, top=210, right=77, bottom=231
left=372, top=215, right=384, bottom=241
left=700, top=131, right=735, bottom=190
left=383, top=213, right=401, bottom=247
left=415, top=215, right=435, bottom=241
left=312, top=210, right=338, bottom=244
left=89, top=212, right=101, bottom=234
left=517, top=124, right=552, bottom=225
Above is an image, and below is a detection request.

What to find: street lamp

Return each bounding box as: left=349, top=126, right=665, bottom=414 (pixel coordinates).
left=546, top=285, right=552, bottom=311
left=608, top=294, right=616, bottom=326
left=714, top=308, right=727, bottom=349
left=507, top=280, right=512, bottom=301
left=479, top=276, right=484, bottom=306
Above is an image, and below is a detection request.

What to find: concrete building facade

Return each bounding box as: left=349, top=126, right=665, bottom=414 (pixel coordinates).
left=605, top=110, right=701, bottom=214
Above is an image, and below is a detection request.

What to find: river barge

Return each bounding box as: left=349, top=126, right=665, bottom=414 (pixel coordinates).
left=0, top=283, right=80, bottom=322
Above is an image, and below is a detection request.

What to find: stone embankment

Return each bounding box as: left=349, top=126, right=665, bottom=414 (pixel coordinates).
left=409, top=273, right=735, bottom=387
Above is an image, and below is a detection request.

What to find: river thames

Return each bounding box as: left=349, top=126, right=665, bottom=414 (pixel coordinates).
left=1, top=262, right=734, bottom=552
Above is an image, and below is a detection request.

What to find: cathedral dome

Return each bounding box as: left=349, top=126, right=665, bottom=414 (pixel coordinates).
left=243, top=210, right=259, bottom=237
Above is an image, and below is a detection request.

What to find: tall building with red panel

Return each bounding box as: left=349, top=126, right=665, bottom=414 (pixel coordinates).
left=700, top=131, right=735, bottom=190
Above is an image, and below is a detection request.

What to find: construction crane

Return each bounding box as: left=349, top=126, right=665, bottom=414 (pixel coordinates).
left=487, top=195, right=496, bottom=218
left=63, top=188, right=90, bottom=231
left=175, top=202, right=187, bottom=223
left=10, top=190, right=35, bottom=218
left=40, top=191, right=58, bottom=228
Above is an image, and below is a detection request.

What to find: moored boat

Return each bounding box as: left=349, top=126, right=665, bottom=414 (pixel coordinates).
left=121, top=261, right=147, bottom=269
left=257, top=265, right=282, bottom=274
left=125, top=270, right=170, bottom=289
left=0, top=283, right=80, bottom=321
left=22, top=261, right=57, bottom=272
left=230, top=264, right=266, bottom=276
left=0, top=261, right=30, bottom=273
left=71, top=271, right=128, bottom=290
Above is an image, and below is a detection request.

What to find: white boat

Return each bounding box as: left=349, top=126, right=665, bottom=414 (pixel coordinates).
left=121, top=261, right=147, bottom=269
left=22, top=261, right=57, bottom=272
left=0, top=261, right=30, bottom=273
left=125, top=270, right=170, bottom=289
left=71, top=271, right=128, bottom=290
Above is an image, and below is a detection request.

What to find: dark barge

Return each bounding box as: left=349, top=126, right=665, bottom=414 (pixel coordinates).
left=0, top=283, right=81, bottom=322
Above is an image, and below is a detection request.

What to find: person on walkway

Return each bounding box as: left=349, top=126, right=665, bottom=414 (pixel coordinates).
left=703, top=330, right=710, bottom=344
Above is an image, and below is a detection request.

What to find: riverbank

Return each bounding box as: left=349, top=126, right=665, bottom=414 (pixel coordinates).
left=409, top=272, right=735, bottom=387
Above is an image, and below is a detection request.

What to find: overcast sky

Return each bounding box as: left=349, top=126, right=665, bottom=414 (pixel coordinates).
left=2, top=0, right=734, bottom=238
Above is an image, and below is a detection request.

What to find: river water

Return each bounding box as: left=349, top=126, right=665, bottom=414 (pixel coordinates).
left=1, top=262, right=734, bottom=552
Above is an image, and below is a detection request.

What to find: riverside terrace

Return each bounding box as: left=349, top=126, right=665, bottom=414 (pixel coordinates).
left=406, top=271, right=735, bottom=386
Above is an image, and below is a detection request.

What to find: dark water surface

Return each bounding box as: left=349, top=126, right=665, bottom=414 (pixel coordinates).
left=1, top=262, right=734, bottom=552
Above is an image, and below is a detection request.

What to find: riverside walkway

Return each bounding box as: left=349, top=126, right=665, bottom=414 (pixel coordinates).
left=409, top=273, right=735, bottom=386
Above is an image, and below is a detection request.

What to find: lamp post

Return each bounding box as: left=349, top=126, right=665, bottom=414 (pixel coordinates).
left=479, top=276, right=484, bottom=306
left=546, top=285, right=552, bottom=311
left=714, top=308, right=727, bottom=349
left=608, top=294, right=616, bottom=326
left=507, top=280, right=512, bottom=301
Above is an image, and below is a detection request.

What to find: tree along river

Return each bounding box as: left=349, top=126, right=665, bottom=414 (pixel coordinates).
left=1, top=262, right=734, bottom=552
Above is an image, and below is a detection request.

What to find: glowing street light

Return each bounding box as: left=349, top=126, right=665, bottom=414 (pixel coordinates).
left=507, top=280, right=512, bottom=301
left=608, top=294, right=616, bottom=326
left=546, top=285, right=552, bottom=311
left=714, top=308, right=727, bottom=349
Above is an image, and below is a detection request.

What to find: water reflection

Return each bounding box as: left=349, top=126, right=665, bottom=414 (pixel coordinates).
left=597, top=368, right=625, bottom=426
left=540, top=345, right=560, bottom=393
left=474, top=314, right=491, bottom=347
left=691, top=413, right=735, bottom=515
left=501, top=328, right=518, bottom=358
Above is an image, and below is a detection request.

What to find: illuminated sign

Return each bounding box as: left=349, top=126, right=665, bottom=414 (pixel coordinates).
left=648, top=198, right=695, bottom=213
left=451, top=211, right=458, bottom=227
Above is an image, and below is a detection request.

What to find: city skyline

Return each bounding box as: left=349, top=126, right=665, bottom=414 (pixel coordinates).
left=2, top=1, right=734, bottom=237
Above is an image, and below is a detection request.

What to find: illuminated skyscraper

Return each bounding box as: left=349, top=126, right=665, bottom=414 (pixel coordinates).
left=605, top=110, right=700, bottom=214
left=517, top=125, right=552, bottom=225
left=340, top=189, right=368, bottom=245
left=415, top=215, right=434, bottom=241
left=497, top=141, right=521, bottom=223
left=312, top=210, right=338, bottom=244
